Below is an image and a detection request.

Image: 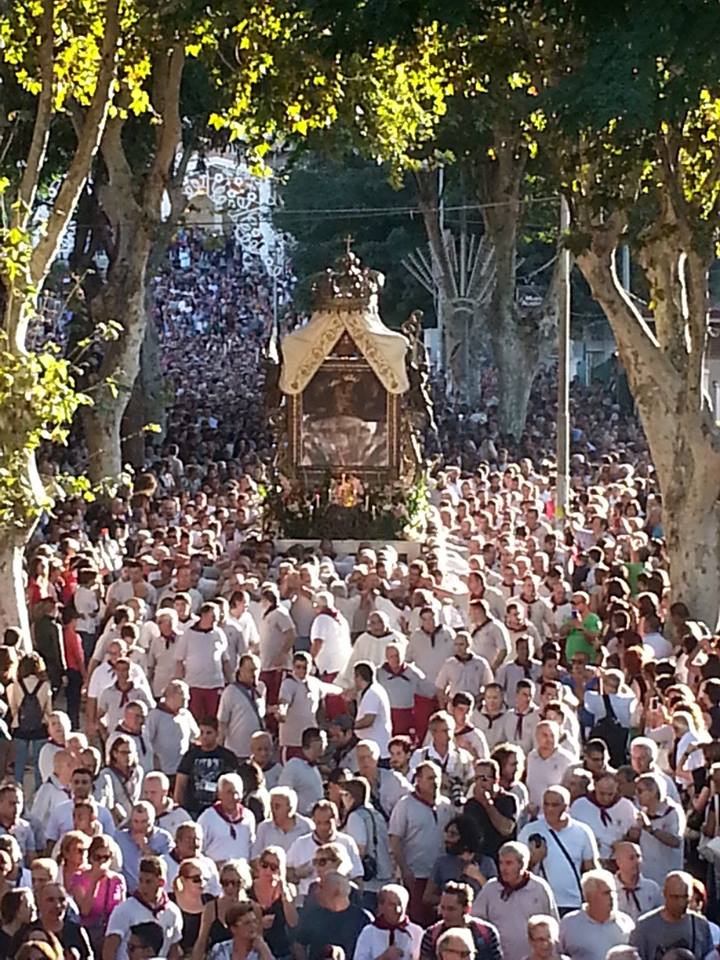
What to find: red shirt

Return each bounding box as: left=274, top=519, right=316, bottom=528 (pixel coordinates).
left=63, top=623, right=84, bottom=673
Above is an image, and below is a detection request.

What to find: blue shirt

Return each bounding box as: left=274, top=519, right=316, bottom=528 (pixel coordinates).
left=115, top=827, right=173, bottom=892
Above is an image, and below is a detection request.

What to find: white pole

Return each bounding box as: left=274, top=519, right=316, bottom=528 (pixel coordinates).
left=556, top=196, right=571, bottom=524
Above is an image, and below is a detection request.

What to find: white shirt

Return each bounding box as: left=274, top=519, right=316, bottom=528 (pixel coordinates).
left=45, top=798, right=116, bottom=843
left=217, top=682, right=266, bottom=758
left=30, top=777, right=70, bottom=828
left=88, top=660, right=153, bottom=701
left=355, top=682, right=392, bottom=757
left=277, top=758, right=324, bottom=816
left=287, top=829, right=362, bottom=897
left=353, top=920, right=423, bottom=960
left=525, top=747, right=576, bottom=808
left=570, top=795, right=638, bottom=860
left=518, top=816, right=598, bottom=909
left=251, top=814, right=313, bottom=857
left=642, top=631, right=673, bottom=659
left=584, top=689, right=637, bottom=728
left=175, top=626, right=229, bottom=688
left=612, top=873, right=662, bottom=922
left=197, top=804, right=256, bottom=863
left=106, top=895, right=183, bottom=960
left=559, top=908, right=634, bottom=960
left=310, top=610, right=352, bottom=675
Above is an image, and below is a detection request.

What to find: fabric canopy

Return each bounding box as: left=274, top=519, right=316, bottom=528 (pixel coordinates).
left=279, top=304, right=409, bottom=396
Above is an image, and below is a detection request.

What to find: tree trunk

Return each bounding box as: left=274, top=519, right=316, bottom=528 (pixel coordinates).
left=83, top=402, right=125, bottom=485
left=84, top=242, right=150, bottom=484
left=491, top=320, right=537, bottom=438
left=0, top=532, right=33, bottom=648
left=660, top=433, right=720, bottom=630
left=577, top=232, right=720, bottom=630
left=120, top=378, right=145, bottom=470
left=443, top=302, right=473, bottom=405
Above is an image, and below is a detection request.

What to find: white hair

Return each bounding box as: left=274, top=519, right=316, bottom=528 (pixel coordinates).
left=378, top=883, right=409, bottom=912
left=217, top=773, right=244, bottom=796
left=527, top=914, right=559, bottom=938
left=436, top=928, right=475, bottom=957
left=269, top=786, right=298, bottom=815
left=543, top=784, right=570, bottom=806
left=631, top=737, right=658, bottom=761
left=132, top=801, right=156, bottom=825
left=144, top=771, right=170, bottom=790
left=581, top=868, right=616, bottom=898
left=498, top=841, right=530, bottom=869
left=356, top=739, right=381, bottom=760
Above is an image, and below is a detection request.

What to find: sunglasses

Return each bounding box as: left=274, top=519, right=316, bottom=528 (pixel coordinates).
left=183, top=874, right=203, bottom=884
left=92, top=853, right=111, bottom=862
left=221, top=878, right=241, bottom=887
left=260, top=860, right=279, bottom=870
left=313, top=857, right=335, bottom=866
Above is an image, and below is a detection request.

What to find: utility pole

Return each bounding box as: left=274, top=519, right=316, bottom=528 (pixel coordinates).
left=556, top=195, right=571, bottom=525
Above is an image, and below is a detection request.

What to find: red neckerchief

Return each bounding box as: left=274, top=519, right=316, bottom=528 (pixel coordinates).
left=382, top=661, right=408, bottom=676
left=213, top=801, right=245, bottom=840
left=455, top=724, right=474, bottom=736
left=318, top=608, right=340, bottom=622
left=373, top=914, right=410, bottom=945
left=238, top=681, right=259, bottom=697
left=263, top=604, right=278, bottom=619
left=162, top=632, right=177, bottom=650
left=412, top=790, right=438, bottom=821
left=588, top=793, right=616, bottom=827
left=620, top=880, right=641, bottom=913
left=515, top=711, right=528, bottom=739
left=482, top=712, right=502, bottom=729
left=115, top=683, right=134, bottom=707
left=48, top=738, right=65, bottom=748
left=500, top=872, right=531, bottom=901
left=132, top=891, right=169, bottom=917
left=425, top=625, right=442, bottom=648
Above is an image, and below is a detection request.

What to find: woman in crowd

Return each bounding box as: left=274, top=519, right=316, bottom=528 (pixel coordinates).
left=0, top=887, right=34, bottom=960
left=172, top=857, right=216, bottom=955
left=7, top=653, right=51, bottom=791
left=70, top=835, right=126, bottom=956
left=340, top=777, right=392, bottom=909
left=249, top=846, right=297, bottom=960
left=629, top=771, right=685, bottom=885
left=192, top=859, right=253, bottom=960
left=303, top=842, right=355, bottom=909
left=56, top=831, right=89, bottom=892
left=96, top=735, right=143, bottom=826
left=209, top=902, right=274, bottom=960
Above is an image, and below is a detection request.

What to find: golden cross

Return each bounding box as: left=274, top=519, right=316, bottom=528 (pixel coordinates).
left=344, top=234, right=354, bottom=255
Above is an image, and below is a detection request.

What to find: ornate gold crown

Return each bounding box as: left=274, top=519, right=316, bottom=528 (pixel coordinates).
left=311, top=250, right=385, bottom=309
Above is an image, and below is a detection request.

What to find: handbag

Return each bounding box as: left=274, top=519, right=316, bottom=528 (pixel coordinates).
left=359, top=807, right=378, bottom=881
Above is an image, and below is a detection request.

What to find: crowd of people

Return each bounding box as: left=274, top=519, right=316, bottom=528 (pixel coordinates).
left=7, top=228, right=719, bottom=960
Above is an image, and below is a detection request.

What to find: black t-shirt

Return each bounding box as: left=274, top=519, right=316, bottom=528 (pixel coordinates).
left=25, top=920, right=92, bottom=960
left=464, top=790, right=519, bottom=860
left=296, top=903, right=372, bottom=960
left=176, top=745, right=239, bottom=814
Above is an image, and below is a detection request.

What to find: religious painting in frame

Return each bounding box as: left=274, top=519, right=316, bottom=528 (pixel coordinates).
left=288, top=359, right=399, bottom=479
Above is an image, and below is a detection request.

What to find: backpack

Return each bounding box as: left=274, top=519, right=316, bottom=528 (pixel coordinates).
left=17, top=678, right=45, bottom=737
left=589, top=693, right=628, bottom=767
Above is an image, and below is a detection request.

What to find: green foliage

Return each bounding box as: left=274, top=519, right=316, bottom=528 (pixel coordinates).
left=261, top=471, right=431, bottom=540
left=0, top=335, right=91, bottom=527
left=276, top=152, right=434, bottom=327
